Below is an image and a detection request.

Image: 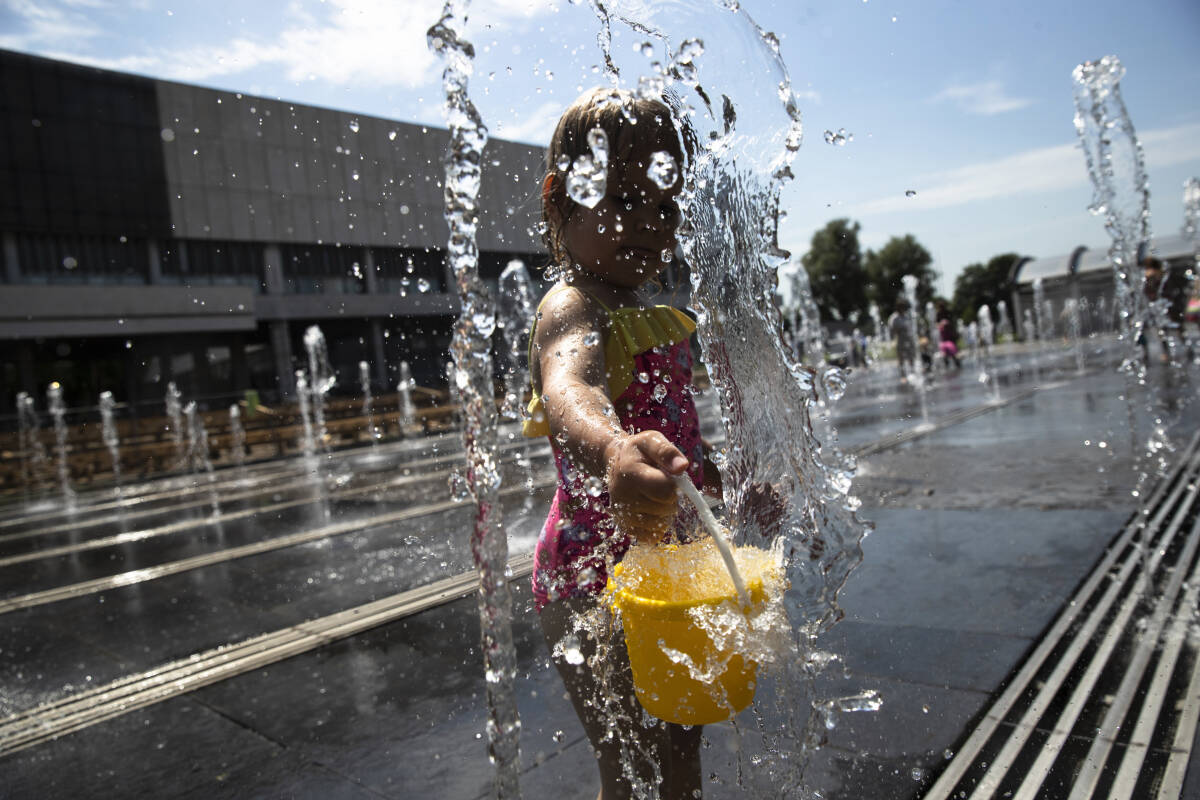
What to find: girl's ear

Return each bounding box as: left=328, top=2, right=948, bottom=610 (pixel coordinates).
left=542, top=173, right=567, bottom=227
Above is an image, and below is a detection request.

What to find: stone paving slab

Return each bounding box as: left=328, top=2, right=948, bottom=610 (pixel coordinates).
left=2, top=368, right=1198, bottom=798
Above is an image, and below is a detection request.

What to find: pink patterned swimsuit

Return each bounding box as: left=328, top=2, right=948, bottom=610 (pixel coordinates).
left=524, top=299, right=704, bottom=611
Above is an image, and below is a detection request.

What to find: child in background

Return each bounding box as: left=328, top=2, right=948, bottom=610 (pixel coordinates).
left=523, top=87, right=714, bottom=799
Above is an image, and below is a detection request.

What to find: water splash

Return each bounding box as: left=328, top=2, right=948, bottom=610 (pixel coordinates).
left=579, top=2, right=871, bottom=793
left=99, top=391, right=122, bottom=500
left=787, top=261, right=825, bottom=366
left=1181, top=178, right=1200, bottom=361
left=46, top=382, right=75, bottom=511
left=165, top=381, right=184, bottom=470
left=428, top=3, right=521, bottom=795
left=496, top=259, right=537, bottom=421
left=1072, top=55, right=1170, bottom=494
left=567, top=127, right=610, bottom=208
left=646, top=150, right=679, bottom=190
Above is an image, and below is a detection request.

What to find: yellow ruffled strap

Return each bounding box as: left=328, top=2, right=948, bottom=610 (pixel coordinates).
left=522, top=304, right=696, bottom=438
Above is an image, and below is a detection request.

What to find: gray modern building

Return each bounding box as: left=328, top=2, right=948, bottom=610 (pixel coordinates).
left=1009, top=234, right=1196, bottom=336
left=0, top=48, right=548, bottom=416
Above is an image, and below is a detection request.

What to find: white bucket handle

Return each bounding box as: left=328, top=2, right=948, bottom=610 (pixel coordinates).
left=673, top=473, right=751, bottom=606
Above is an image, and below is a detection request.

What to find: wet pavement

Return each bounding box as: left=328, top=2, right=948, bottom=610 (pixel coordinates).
left=1, top=339, right=1198, bottom=798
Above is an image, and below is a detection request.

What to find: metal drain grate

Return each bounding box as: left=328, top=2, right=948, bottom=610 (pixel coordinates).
left=924, top=432, right=1200, bottom=799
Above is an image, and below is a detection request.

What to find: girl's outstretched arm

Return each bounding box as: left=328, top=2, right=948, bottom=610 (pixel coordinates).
left=535, top=287, right=688, bottom=540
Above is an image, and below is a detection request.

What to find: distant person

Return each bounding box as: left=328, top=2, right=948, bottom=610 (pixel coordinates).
left=1141, top=256, right=1188, bottom=363
left=889, top=300, right=917, bottom=379
left=936, top=301, right=962, bottom=369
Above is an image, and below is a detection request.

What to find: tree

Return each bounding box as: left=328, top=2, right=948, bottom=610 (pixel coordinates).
left=864, top=234, right=938, bottom=314
left=800, top=219, right=867, bottom=321
left=952, top=252, right=1020, bottom=323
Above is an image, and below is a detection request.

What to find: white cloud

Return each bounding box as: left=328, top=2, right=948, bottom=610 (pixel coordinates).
left=487, top=99, right=560, bottom=145
left=930, top=80, right=1031, bottom=116
left=853, top=121, right=1200, bottom=216
left=1, top=0, right=554, bottom=90
left=0, top=0, right=101, bottom=49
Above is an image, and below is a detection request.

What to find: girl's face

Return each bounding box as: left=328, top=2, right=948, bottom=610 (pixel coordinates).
left=559, top=137, right=682, bottom=289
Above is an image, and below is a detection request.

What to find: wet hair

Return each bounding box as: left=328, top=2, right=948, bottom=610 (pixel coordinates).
left=541, top=87, right=693, bottom=265
left=1142, top=256, right=1163, bottom=272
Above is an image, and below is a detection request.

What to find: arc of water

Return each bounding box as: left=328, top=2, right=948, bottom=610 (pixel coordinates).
left=428, top=4, right=521, bottom=797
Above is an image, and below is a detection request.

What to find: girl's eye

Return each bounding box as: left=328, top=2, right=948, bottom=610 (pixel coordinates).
left=660, top=201, right=680, bottom=221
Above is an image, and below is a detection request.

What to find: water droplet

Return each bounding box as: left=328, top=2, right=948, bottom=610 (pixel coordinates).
left=821, top=368, right=847, bottom=401
left=555, top=154, right=571, bottom=172
left=552, top=729, right=565, bottom=743
left=388, top=130, right=397, bottom=141
left=911, top=767, right=925, bottom=782
left=637, top=371, right=650, bottom=384
left=583, top=476, right=604, bottom=497
left=637, top=41, right=654, bottom=58
left=660, top=249, right=673, bottom=263
left=583, top=331, right=600, bottom=347
left=596, top=223, right=606, bottom=234
left=761, top=31, right=780, bottom=53
left=417, top=278, right=431, bottom=293
left=62, top=256, right=78, bottom=270
left=652, top=384, right=668, bottom=403
left=905, top=189, right=916, bottom=198
left=351, top=171, right=360, bottom=181
left=348, top=120, right=360, bottom=133
left=160, top=128, right=175, bottom=142
left=560, top=634, right=585, bottom=665
left=647, top=151, right=679, bottom=189
left=822, top=128, right=852, bottom=146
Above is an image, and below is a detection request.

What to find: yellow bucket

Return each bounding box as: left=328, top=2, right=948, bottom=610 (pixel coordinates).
left=609, top=545, right=774, bottom=726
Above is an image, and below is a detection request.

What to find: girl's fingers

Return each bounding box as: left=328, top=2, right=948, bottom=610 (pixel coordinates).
left=633, top=431, right=690, bottom=475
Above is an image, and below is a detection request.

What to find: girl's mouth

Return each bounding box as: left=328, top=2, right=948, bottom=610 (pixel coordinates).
left=620, top=246, right=658, bottom=262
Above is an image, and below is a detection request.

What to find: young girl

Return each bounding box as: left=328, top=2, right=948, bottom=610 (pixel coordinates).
left=523, top=88, right=713, bottom=799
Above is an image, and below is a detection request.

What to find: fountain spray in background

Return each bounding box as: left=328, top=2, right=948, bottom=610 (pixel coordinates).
left=165, top=381, right=184, bottom=470
left=184, top=401, right=220, bottom=518
left=303, top=325, right=336, bottom=463
left=99, top=391, right=122, bottom=499
left=295, top=370, right=317, bottom=470
left=16, top=391, right=49, bottom=506
left=46, top=382, right=75, bottom=511
left=1072, top=55, right=1170, bottom=498
left=228, top=403, right=248, bottom=481
left=977, top=304, right=1001, bottom=402
left=428, top=4, right=521, bottom=796
left=359, top=361, right=379, bottom=448
left=901, top=275, right=930, bottom=422
left=397, top=360, right=417, bottom=434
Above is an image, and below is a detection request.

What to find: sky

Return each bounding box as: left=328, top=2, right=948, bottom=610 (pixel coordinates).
left=2, top=0, right=1198, bottom=297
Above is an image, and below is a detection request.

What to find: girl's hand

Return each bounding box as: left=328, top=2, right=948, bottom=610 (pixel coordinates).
left=604, top=431, right=690, bottom=542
